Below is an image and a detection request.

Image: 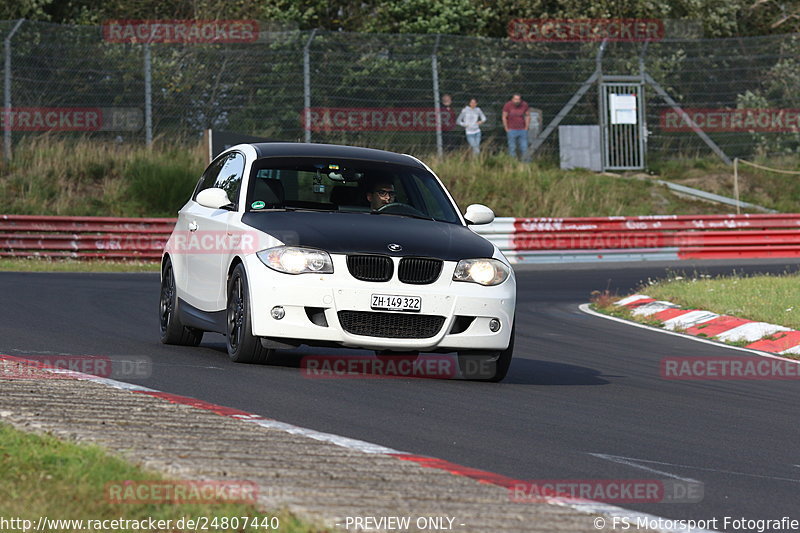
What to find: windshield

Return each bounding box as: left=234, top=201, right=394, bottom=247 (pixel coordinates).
left=245, top=157, right=461, bottom=224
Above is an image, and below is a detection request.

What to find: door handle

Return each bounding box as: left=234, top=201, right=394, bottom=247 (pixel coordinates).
left=188, top=221, right=198, bottom=232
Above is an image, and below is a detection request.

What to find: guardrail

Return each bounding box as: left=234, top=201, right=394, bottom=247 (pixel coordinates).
left=2, top=214, right=800, bottom=264
left=477, top=214, right=800, bottom=263
left=0, top=215, right=173, bottom=260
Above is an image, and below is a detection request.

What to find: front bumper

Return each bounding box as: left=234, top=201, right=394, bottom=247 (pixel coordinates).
left=244, top=254, right=516, bottom=351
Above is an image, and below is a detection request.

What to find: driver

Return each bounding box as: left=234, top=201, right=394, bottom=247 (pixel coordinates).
left=366, top=180, right=396, bottom=210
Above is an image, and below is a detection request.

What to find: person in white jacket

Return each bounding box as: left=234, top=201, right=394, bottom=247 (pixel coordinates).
left=456, top=98, right=487, bottom=155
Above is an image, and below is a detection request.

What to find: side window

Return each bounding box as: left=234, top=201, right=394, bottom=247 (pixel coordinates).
left=193, top=152, right=245, bottom=205
left=213, top=152, right=245, bottom=205
left=194, top=158, right=225, bottom=199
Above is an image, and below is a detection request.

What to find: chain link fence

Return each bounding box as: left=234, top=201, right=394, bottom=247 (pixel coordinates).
left=2, top=19, right=799, bottom=163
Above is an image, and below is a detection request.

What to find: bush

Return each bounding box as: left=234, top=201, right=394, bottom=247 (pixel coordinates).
left=124, top=152, right=201, bottom=216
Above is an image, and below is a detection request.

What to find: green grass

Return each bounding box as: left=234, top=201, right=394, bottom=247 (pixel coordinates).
left=0, top=422, right=323, bottom=532
left=0, top=136, right=204, bottom=217
left=2, top=138, right=790, bottom=219
left=0, top=258, right=159, bottom=272
left=651, top=154, right=800, bottom=213
left=430, top=153, right=734, bottom=217
left=640, top=272, right=800, bottom=330
left=590, top=272, right=800, bottom=357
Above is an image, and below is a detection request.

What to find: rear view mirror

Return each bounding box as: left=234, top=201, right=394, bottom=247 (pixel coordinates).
left=196, top=187, right=234, bottom=210
left=328, top=170, right=364, bottom=183
left=464, top=204, right=494, bottom=225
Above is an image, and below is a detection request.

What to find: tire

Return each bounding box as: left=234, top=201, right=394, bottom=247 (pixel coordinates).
left=226, top=263, right=274, bottom=364
left=457, top=320, right=515, bottom=382
left=159, top=258, right=203, bottom=346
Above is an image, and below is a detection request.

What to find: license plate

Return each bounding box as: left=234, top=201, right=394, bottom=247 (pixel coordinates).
left=371, top=294, right=422, bottom=312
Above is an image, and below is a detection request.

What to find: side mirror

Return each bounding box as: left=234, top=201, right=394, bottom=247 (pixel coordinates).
left=464, top=204, right=494, bottom=225
left=196, top=188, right=234, bottom=210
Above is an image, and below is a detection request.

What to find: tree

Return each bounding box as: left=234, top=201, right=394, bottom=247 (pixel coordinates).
left=1, top=0, right=51, bottom=20
left=16, top=0, right=798, bottom=38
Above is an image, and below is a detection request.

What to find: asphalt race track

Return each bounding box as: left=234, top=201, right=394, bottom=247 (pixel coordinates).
left=2, top=260, right=799, bottom=530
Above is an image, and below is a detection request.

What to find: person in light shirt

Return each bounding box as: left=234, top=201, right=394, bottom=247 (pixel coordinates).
left=456, top=98, right=487, bottom=156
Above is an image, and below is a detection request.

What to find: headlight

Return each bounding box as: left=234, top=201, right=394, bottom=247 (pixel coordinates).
left=257, top=246, right=333, bottom=275
left=453, top=258, right=510, bottom=286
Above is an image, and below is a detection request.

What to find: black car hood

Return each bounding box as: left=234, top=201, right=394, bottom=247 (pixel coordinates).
left=241, top=211, right=495, bottom=261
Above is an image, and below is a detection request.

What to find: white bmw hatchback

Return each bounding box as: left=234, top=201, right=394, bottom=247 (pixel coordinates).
left=160, top=143, right=516, bottom=381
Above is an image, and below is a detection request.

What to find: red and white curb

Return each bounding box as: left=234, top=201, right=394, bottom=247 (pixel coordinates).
left=611, top=294, right=800, bottom=356
left=0, top=353, right=715, bottom=533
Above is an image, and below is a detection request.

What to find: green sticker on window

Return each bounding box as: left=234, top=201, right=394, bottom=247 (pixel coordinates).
left=251, top=201, right=266, bottom=209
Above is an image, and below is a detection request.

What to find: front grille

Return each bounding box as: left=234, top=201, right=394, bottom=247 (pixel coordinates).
left=338, top=311, right=445, bottom=338
left=347, top=255, right=393, bottom=282
left=398, top=257, right=443, bottom=284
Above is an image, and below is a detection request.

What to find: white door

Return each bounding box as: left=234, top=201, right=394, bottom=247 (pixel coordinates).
left=185, top=151, right=246, bottom=311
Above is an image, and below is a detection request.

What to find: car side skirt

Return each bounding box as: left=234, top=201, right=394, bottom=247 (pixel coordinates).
left=178, top=298, right=226, bottom=334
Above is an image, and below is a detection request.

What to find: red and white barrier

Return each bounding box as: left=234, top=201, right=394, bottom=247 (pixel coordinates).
left=476, top=214, right=800, bottom=263
left=3, top=213, right=800, bottom=263
left=615, top=294, right=800, bottom=357
left=0, top=214, right=173, bottom=260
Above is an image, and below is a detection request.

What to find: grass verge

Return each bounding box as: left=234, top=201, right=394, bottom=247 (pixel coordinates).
left=1, top=137, right=787, bottom=218
left=651, top=154, right=800, bottom=213
left=638, top=271, right=800, bottom=330
left=0, top=136, right=204, bottom=218
left=0, top=422, right=323, bottom=532
left=0, top=258, right=159, bottom=273
left=590, top=272, right=800, bottom=357
left=430, top=153, right=734, bottom=217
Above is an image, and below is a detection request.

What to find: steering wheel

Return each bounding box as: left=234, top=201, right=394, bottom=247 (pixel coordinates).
left=376, top=202, right=428, bottom=218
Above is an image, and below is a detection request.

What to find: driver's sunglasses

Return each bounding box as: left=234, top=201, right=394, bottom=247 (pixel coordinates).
left=375, top=189, right=396, bottom=198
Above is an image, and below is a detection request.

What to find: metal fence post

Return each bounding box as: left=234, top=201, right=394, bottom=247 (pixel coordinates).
left=303, top=29, right=317, bottom=144
left=431, top=35, right=442, bottom=158
left=3, top=19, right=24, bottom=161
left=638, top=42, right=650, bottom=166
left=143, top=42, right=152, bottom=147
left=733, top=157, right=741, bottom=215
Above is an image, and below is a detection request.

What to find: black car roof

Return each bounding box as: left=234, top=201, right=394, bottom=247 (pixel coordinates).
left=250, top=142, right=427, bottom=169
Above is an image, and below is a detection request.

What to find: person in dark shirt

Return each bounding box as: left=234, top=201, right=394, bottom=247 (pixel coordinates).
left=440, top=93, right=459, bottom=153
left=502, top=93, right=531, bottom=161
